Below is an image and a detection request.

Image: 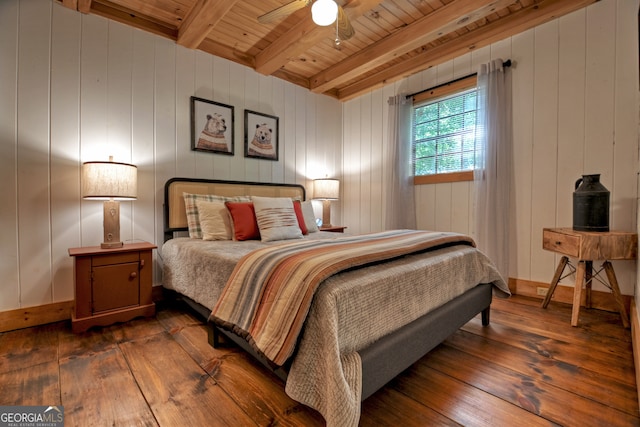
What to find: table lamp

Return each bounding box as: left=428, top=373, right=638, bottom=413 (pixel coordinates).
left=313, top=178, right=339, bottom=228
left=82, top=156, right=137, bottom=249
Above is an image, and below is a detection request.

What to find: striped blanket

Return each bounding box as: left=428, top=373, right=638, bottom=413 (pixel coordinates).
left=210, top=229, right=476, bottom=366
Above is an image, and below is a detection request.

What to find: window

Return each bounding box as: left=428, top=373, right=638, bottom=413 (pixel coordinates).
left=411, top=76, right=478, bottom=184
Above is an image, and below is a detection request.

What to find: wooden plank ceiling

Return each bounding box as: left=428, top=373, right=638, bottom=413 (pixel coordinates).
left=58, top=0, right=596, bottom=101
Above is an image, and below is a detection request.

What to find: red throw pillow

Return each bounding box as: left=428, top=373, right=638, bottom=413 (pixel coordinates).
left=293, top=200, right=308, bottom=235
left=225, top=202, right=260, bottom=240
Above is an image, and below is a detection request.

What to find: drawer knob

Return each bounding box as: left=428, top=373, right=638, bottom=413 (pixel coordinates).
left=555, top=241, right=562, bottom=245
left=130, top=272, right=137, bottom=279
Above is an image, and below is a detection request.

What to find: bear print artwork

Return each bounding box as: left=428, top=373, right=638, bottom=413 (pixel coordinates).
left=196, top=113, right=230, bottom=153
left=248, top=123, right=276, bottom=159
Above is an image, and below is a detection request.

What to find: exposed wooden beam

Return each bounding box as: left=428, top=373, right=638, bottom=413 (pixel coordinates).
left=58, top=0, right=91, bottom=13
left=255, top=9, right=320, bottom=76
left=198, top=40, right=314, bottom=95
left=90, top=1, right=177, bottom=40
left=198, top=38, right=255, bottom=69
left=255, top=0, right=383, bottom=76
left=336, top=0, right=597, bottom=101
left=59, top=0, right=78, bottom=10
left=272, top=68, right=312, bottom=90
left=309, top=0, right=514, bottom=94
left=177, top=0, right=240, bottom=49
left=78, top=0, right=92, bottom=14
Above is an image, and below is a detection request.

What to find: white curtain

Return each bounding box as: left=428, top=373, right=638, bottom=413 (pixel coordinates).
left=474, top=59, right=512, bottom=279
left=385, top=94, right=416, bottom=230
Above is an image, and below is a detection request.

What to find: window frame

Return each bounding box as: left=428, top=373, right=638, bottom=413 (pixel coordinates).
left=412, top=75, right=478, bottom=185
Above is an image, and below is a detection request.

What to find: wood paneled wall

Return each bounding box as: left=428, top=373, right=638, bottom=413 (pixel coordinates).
left=342, top=0, right=639, bottom=295
left=0, top=0, right=342, bottom=312
left=1, top=0, right=636, bottom=317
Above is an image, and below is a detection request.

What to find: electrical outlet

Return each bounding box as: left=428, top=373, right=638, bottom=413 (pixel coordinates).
left=536, top=287, right=548, bottom=296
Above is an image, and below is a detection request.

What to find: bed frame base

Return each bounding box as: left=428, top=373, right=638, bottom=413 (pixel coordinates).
left=359, top=283, right=491, bottom=400
left=164, top=289, right=292, bottom=382
left=210, top=325, right=290, bottom=383
left=207, top=283, right=492, bottom=401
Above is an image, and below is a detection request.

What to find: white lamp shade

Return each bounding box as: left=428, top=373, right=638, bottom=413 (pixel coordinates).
left=311, top=0, right=338, bottom=26
left=82, top=160, right=138, bottom=200
left=314, top=178, right=340, bottom=200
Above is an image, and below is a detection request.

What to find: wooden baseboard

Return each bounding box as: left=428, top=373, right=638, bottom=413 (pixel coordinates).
left=632, top=301, right=640, bottom=410
left=0, top=300, right=74, bottom=333
left=509, top=277, right=631, bottom=313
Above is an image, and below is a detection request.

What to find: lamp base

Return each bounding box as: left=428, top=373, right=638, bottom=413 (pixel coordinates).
left=102, top=200, right=122, bottom=249
left=321, top=199, right=333, bottom=228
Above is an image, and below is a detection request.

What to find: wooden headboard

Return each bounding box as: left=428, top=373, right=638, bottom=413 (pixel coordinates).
left=163, top=177, right=306, bottom=241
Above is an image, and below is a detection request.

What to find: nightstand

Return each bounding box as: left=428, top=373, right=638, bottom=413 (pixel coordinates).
left=320, top=226, right=347, bottom=233
left=69, top=242, right=156, bottom=333
left=541, top=228, right=637, bottom=327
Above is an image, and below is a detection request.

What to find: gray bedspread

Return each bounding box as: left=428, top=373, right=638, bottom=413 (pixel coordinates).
left=161, top=232, right=340, bottom=310
left=161, top=233, right=509, bottom=427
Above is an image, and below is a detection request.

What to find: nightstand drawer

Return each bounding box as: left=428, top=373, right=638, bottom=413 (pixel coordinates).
left=319, top=226, right=347, bottom=233
left=92, top=252, right=140, bottom=267
left=543, top=229, right=580, bottom=257
left=543, top=227, right=637, bottom=260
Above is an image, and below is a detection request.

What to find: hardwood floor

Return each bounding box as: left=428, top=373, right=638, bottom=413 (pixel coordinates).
left=1, top=294, right=638, bottom=426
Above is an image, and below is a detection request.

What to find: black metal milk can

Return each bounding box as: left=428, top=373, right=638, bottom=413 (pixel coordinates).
left=573, top=174, right=609, bottom=232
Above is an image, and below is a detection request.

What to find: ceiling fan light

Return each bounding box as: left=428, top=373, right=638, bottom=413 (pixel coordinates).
left=311, top=0, right=338, bottom=26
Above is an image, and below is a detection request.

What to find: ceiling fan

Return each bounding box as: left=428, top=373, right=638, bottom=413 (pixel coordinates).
left=258, top=0, right=355, bottom=43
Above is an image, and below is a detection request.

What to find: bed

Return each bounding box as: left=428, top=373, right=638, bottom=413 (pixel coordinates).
left=161, top=177, right=510, bottom=427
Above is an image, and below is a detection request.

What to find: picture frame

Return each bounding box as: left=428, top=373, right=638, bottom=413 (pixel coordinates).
left=191, top=96, right=234, bottom=155
left=244, top=109, right=279, bottom=161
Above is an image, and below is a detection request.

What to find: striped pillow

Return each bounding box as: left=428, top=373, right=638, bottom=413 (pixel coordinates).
left=183, top=192, right=250, bottom=239
left=252, top=196, right=303, bottom=242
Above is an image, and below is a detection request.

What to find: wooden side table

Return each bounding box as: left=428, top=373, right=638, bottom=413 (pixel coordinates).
left=69, top=242, right=156, bottom=333
left=541, top=228, right=637, bottom=327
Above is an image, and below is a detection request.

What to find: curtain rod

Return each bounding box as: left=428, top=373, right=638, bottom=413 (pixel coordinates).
left=407, top=59, right=512, bottom=99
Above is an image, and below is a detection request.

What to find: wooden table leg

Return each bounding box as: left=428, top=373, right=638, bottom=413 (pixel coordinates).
left=541, top=256, right=569, bottom=308
left=571, top=261, right=586, bottom=327
left=585, top=261, right=593, bottom=309
left=603, top=261, right=630, bottom=328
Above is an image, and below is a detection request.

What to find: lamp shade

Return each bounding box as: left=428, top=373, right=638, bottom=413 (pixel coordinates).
left=311, top=0, right=338, bottom=26
left=82, top=160, right=137, bottom=200
left=314, top=178, right=339, bottom=200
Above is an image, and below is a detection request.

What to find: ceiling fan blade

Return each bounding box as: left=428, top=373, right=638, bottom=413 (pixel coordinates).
left=258, top=0, right=310, bottom=24
left=336, top=5, right=355, bottom=41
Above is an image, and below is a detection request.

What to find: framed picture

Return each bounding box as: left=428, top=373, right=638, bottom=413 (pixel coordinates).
left=244, top=109, right=279, bottom=161
left=191, top=96, right=234, bottom=155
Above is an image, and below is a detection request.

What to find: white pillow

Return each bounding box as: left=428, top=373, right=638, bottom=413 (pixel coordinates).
left=252, top=196, right=303, bottom=242
left=195, top=200, right=233, bottom=240
left=301, top=200, right=319, bottom=233
left=183, top=192, right=250, bottom=239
